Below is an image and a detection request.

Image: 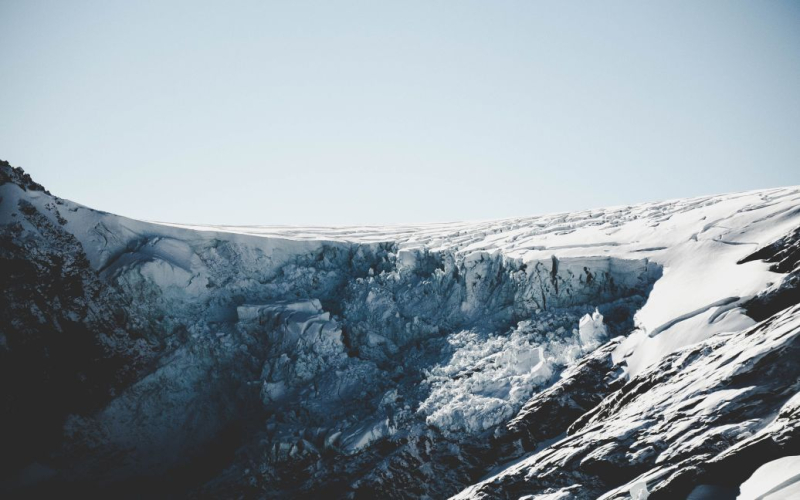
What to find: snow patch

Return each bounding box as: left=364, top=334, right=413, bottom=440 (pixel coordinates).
left=738, top=455, right=800, bottom=500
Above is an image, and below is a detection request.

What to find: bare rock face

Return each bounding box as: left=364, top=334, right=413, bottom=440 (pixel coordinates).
left=2, top=160, right=800, bottom=499
left=0, top=159, right=49, bottom=193
left=0, top=188, right=152, bottom=483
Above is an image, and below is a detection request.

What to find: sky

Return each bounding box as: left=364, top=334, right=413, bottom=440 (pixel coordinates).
left=1, top=1, right=799, bottom=226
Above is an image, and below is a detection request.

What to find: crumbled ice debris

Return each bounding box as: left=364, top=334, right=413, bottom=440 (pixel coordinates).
left=419, top=310, right=602, bottom=436
left=419, top=328, right=552, bottom=435
left=579, top=308, right=607, bottom=349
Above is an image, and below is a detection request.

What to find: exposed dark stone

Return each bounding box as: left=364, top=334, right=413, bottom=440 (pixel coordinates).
left=741, top=225, right=800, bottom=321
left=0, top=160, right=50, bottom=193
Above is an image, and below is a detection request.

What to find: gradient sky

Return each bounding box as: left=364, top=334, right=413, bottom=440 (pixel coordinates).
left=1, top=1, right=799, bottom=225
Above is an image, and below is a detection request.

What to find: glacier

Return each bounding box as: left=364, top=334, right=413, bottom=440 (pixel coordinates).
left=1, top=160, right=800, bottom=499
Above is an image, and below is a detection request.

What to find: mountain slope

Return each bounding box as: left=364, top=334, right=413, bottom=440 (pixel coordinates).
left=1, top=159, right=799, bottom=499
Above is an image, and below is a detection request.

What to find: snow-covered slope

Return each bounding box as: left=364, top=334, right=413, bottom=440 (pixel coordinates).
left=2, top=160, right=799, bottom=499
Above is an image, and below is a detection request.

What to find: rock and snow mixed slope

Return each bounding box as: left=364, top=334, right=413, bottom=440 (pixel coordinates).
left=1, top=159, right=800, bottom=499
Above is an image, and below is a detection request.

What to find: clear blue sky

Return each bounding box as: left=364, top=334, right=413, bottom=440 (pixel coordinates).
left=1, top=1, right=799, bottom=225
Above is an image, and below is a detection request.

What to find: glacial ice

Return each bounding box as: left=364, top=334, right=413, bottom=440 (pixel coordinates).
left=3, top=161, right=800, bottom=498
left=418, top=308, right=613, bottom=436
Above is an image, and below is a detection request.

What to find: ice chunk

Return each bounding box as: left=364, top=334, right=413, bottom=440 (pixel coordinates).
left=396, top=248, right=420, bottom=272
left=339, top=418, right=395, bottom=455
left=237, top=299, right=323, bottom=322
left=579, top=308, right=607, bottom=349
